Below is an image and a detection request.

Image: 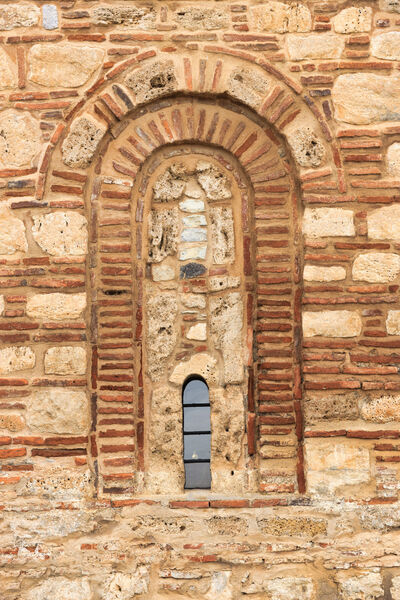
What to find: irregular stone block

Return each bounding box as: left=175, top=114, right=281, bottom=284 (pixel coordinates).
left=257, top=516, right=327, bottom=537
left=197, top=164, right=232, bottom=200
left=153, top=164, right=186, bottom=201
left=361, top=395, right=400, bottom=423
left=92, top=5, right=155, bottom=28
left=62, top=116, right=105, bottom=168
left=209, top=275, right=240, bottom=291
left=180, top=262, right=206, bottom=279
left=42, top=4, right=58, bottom=30
left=182, top=214, right=206, bottom=227
left=228, top=67, right=270, bottom=109
left=367, top=204, right=400, bottom=240
left=304, top=265, right=346, bottom=282
left=27, top=577, right=92, bottom=600
left=303, top=310, right=362, bottom=337
left=332, top=73, right=400, bottom=125
left=174, top=6, right=229, bottom=30
left=333, top=6, right=372, bottom=33
left=146, top=293, right=177, bottom=380
left=265, top=577, right=315, bottom=600
left=0, top=346, right=35, bottom=375
left=179, top=198, right=205, bottom=212
left=0, top=48, right=17, bottom=89
left=210, top=293, right=243, bottom=383
left=27, top=389, right=90, bottom=435
left=17, top=466, right=93, bottom=500
left=125, top=60, right=177, bottom=104
left=44, top=346, right=86, bottom=375
left=304, top=393, right=359, bottom=424
left=0, top=205, right=27, bottom=255
left=337, top=572, right=383, bottom=600
left=169, top=352, right=218, bottom=384
left=0, top=413, right=24, bottom=432
left=250, top=2, right=312, bottom=33
left=210, top=207, right=234, bottom=264
left=0, top=4, right=40, bottom=30
left=391, top=575, right=400, bottom=600
left=26, top=292, right=86, bottom=321
left=32, top=211, right=88, bottom=256
left=303, top=207, right=355, bottom=237
left=287, top=127, right=325, bottom=168
left=0, top=109, right=41, bottom=168
left=148, top=208, right=178, bottom=263
left=181, top=227, right=207, bottom=242
left=372, top=31, right=400, bottom=60
left=387, top=142, right=400, bottom=176
left=152, top=264, right=175, bottom=281
left=380, top=0, right=400, bottom=11
left=186, top=323, right=206, bottom=340
left=205, top=572, right=233, bottom=600
left=353, top=252, right=400, bottom=282
left=102, top=569, right=149, bottom=599
left=179, top=246, right=207, bottom=261
left=287, top=33, right=344, bottom=60
left=387, top=310, right=400, bottom=334
left=207, top=516, right=247, bottom=536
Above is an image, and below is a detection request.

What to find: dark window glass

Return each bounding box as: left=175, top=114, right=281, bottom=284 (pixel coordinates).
left=183, top=377, right=211, bottom=489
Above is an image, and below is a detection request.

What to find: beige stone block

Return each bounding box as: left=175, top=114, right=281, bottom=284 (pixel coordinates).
left=228, top=67, right=270, bottom=109
left=148, top=208, right=179, bottom=263
left=17, top=466, right=93, bottom=501
left=257, top=516, right=327, bottom=537
left=305, top=438, right=371, bottom=495
left=197, top=164, right=232, bottom=200
left=0, top=205, right=27, bottom=255
left=92, top=5, right=155, bottom=28
left=173, top=6, right=229, bottom=30
left=32, top=212, right=88, bottom=256
left=287, top=128, right=326, bottom=168
left=0, top=4, right=40, bottom=30
left=210, top=207, right=234, bottom=264
left=0, top=48, right=16, bottom=89
left=0, top=295, right=4, bottom=316
left=0, top=109, right=41, bottom=169
left=205, top=572, right=233, bottom=600
left=186, top=323, right=207, bottom=341
left=102, top=569, right=149, bottom=599
left=250, top=2, right=312, bottom=33
left=152, top=264, right=175, bottom=281
left=286, top=33, right=344, bottom=60
left=27, top=577, right=92, bottom=600
left=125, top=60, right=177, bottom=104
left=26, top=292, right=86, bottom=321
left=352, top=252, right=400, bottom=282
left=337, top=572, right=383, bottom=600
left=333, top=6, right=372, bottom=33
left=27, top=389, right=90, bottom=435
left=303, top=310, right=362, bottom=337
left=387, top=310, right=400, bottom=334
left=242, top=575, right=314, bottom=599
left=28, top=44, right=104, bottom=88
left=367, top=204, right=400, bottom=240
left=44, top=346, right=86, bottom=375
left=169, top=353, right=218, bottom=385
left=209, top=275, right=241, bottom=291
left=387, top=142, right=400, bottom=177
left=304, top=393, right=359, bottom=424
left=332, top=73, right=400, bottom=125
left=153, top=164, right=186, bottom=202
left=0, top=346, right=35, bottom=375
left=62, top=116, right=105, bottom=169
left=146, top=293, right=178, bottom=381
left=0, top=414, right=24, bottom=432
left=304, top=265, right=346, bottom=282
left=180, top=293, right=206, bottom=309
left=303, top=208, right=355, bottom=237
left=380, top=0, right=400, bottom=11
left=210, top=293, right=243, bottom=384
left=372, top=32, right=400, bottom=60
left=361, top=395, right=400, bottom=423
left=391, top=576, right=400, bottom=600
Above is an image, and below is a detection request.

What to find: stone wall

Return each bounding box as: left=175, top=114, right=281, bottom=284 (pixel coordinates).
left=2, top=1, right=400, bottom=599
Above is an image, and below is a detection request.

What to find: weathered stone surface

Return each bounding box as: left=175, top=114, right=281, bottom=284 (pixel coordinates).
left=250, top=2, right=312, bottom=33
left=258, top=516, right=327, bottom=537
left=179, top=246, right=207, bottom=261
left=180, top=262, right=206, bottom=279
left=28, top=44, right=104, bottom=88
left=174, top=6, right=229, bottom=30
left=0, top=295, right=4, bottom=316
left=62, top=116, right=105, bottom=169
left=0, top=48, right=17, bottom=89
left=228, top=67, right=270, bottom=109
left=44, top=346, right=87, bottom=375
left=209, top=275, right=241, bottom=291
left=336, top=572, right=383, bottom=600
left=186, top=322, right=207, bottom=340
left=333, top=6, right=372, bottom=33
left=371, top=32, right=400, bottom=60
left=0, top=413, right=24, bottom=432
left=288, top=128, right=325, bottom=168
left=27, top=577, right=92, bottom=600
left=368, top=204, right=400, bottom=241
left=148, top=208, right=179, bottom=263
left=169, top=353, right=218, bottom=385
left=352, top=252, right=400, bottom=283
left=380, top=0, right=400, bottom=10
left=102, top=569, right=149, bottom=599
left=361, top=395, right=400, bottom=423
left=125, top=60, right=177, bottom=103
left=205, top=571, right=233, bottom=600
left=305, top=439, right=371, bottom=495
left=0, top=346, right=35, bottom=375
left=0, top=205, right=27, bottom=255
left=26, top=292, right=86, bottom=321
left=181, top=227, right=207, bottom=242
left=17, top=467, right=93, bottom=501
left=303, top=208, right=355, bottom=237
left=180, top=293, right=206, bottom=309
left=304, top=393, right=359, bottom=424
left=32, top=211, right=88, bottom=256
left=242, top=575, right=314, bottom=599
left=387, top=310, right=400, bottom=334
left=0, top=109, right=41, bottom=168
left=179, top=198, right=205, bottom=212
left=391, top=576, right=400, bottom=600
left=287, top=34, right=344, bottom=60
left=332, top=74, right=400, bottom=124
left=153, top=164, right=186, bottom=201
left=207, top=516, right=247, bottom=536
left=27, top=389, right=90, bottom=434
left=0, top=4, right=40, bottom=30
left=146, top=293, right=178, bottom=380
left=197, top=163, right=232, bottom=200
left=210, top=293, right=243, bottom=383
left=42, top=4, right=58, bottom=30
left=303, top=310, right=362, bottom=337
left=210, top=207, right=234, bottom=264
left=152, top=263, right=175, bottom=281
left=387, top=142, right=400, bottom=176
left=304, top=265, right=346, bottom=282
left=93, top=6, right=155, bottom=28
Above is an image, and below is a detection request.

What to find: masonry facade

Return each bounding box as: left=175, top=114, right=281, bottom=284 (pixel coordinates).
left=2, top=1, right=400, bottom=599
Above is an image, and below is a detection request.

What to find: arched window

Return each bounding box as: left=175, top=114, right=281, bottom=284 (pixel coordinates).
left=182, top=377, right=211, bottom=489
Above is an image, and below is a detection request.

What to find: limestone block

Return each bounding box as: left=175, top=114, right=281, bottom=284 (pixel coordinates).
left=257, top=516, right=327, bottom=537
left=303, top=310, right=362, bottom=337
left=227, top=67, right=270, bottom=109
left=146, top=293, right=178, bottom=380
left=333, top=6, right=372, bottom=33
left=27, top=389, right=90, bottom=435
left=42, top=4, right=58, bottom=30
left=169, top=353, right=218, bottom=385
left=304, top=265, right=346, bottom=282
left=153, top=164, right=186, bottom=201
left=44, top=346, right=86, bottom=375
left=197, top=164, right=232, bottom=200
left=210, top=207, right=234, bottom=264
left=209, top=276, right=241, bottom=291
left=303, top=208, right=355, bottom=237
left=372, top=32, right=400, bottom=60
left=0, top=205, right=27, bottom=255
left=26, top=292, right=86, bottom=321
left=183, top=214, right=206, bottom=227
left=367, top=204, right=400, bottom=240
left=352, top=253, right=400, bottom=282
left=27, top=577, right=92, bottom=600
left=187, top=323, right=207, bottom=340
left=207, top=516, right=247, bottom=536
left=0, top=109, right=41, bottom=168
left=148, top=208, right=179, bottom=263
left=28, top=44, right=104, bottom=87
left=391, top=576, right=400, bottom=600
left=32, top=212, right=88, bottom=256
left=361, top=395, right=400, bottom=423
left=266, top=577, right=315, bottom=600
left=92, top=6, right=155, bottom=28
left=250, top=2, right=312, bottom=33
left=387, top=142, right=400, bottom=176
left=62, top=116, right=105, bottom=169
left=0, top=48, right=17, bottom=89
left=304, top=393, right=359, bottom=424
left=387, top=310, right=400, bottom=334
left=287, top=34, right=344, bottom=60
left=125, top=60, right=177, bottom=104
left=102, top=569, right=149, bottom=599
left=0, top=4, right=40, bottom=30
left=179, top=246, right=207, bottom=261
left=210, top=293, right=243, bottom=383
left=179, top=198, right=205, bottom=212
left=305, top=438, right=371, bottom=495
left=380, top=0, right=400, bottom=11
left=180, top=293, right=206, bottom=309
left=337, top=572, right=383, bottom=600
left=287, top=128, right=325, bottom=168
left=0, top=414, right=24, bottom=432
left=174, top=6, right=229, bottom=30
left=17, top=466, right=93, bottom=500
left=181, top=227, right=207, bottom=242
left=0, top=346, right=35, bottom=375
left=332, top=74, right=400, bottom=124
left=205, top=572, right=233, bottom=600
left=152, top=264, right=175, bottom=281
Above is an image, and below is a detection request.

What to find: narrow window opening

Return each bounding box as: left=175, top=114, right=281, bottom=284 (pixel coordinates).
left=183, top=377, right=211, bottom=489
